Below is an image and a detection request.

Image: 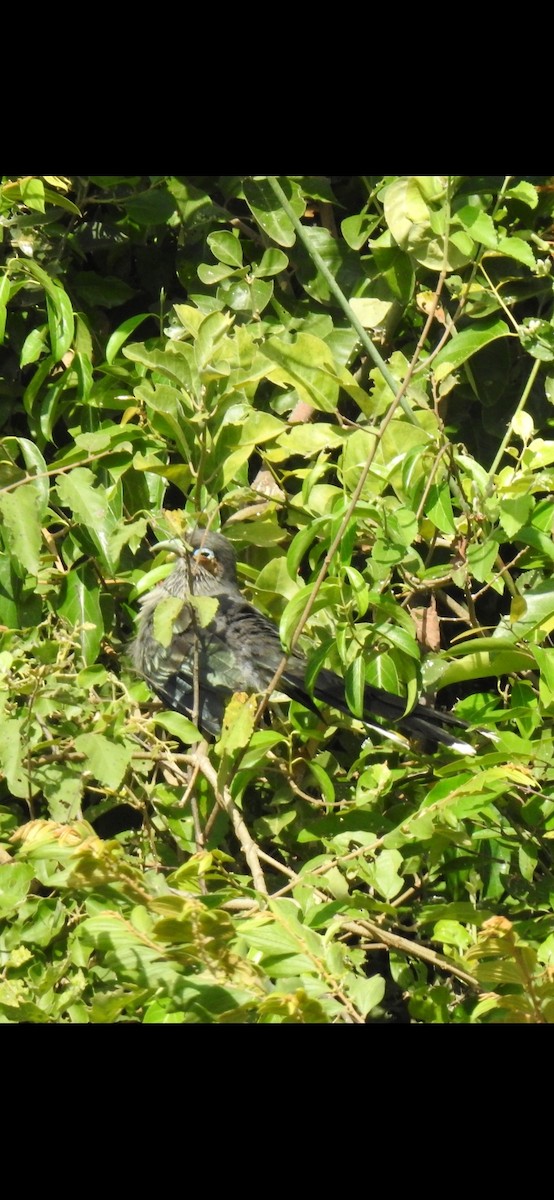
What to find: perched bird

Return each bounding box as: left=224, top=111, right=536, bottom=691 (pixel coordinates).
left=131, top=528, right=476, bottom=754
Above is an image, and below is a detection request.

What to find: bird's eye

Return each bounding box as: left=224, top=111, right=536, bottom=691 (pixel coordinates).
left=193, top=547, right=216, bottom=561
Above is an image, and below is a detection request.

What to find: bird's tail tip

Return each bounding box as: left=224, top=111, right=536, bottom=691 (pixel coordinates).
left=449, top=738, right=477, bottom=756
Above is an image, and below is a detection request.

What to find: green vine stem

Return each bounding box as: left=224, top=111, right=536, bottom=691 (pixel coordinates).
left=488, top=357, right=542, bottom=478
left=265, top=176, right=423, bottom=428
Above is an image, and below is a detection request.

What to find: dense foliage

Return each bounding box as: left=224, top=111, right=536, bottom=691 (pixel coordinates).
left=1, top=174, right=554, bottom=1023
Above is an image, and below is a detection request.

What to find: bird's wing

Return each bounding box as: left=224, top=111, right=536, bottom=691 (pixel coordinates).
left=131, top=594, right=243, bottom=734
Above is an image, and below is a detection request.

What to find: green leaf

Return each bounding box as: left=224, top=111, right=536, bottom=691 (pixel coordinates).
left=344, top=656, right=365, bottom=719
left=498, top=496, right=533, bottom=537
left=279, top=582, right=342, bottom=651
left=0, top=558, right=41, bottom=628
left=74, top=733, right=132, bottom=790
left=344, top=973, right=386, bottom=1017
left=296, top=225, right=362, bottom=303
left=433, top=920, right=473, bottom=952
left=524, top=438, right=554, bottom=469
left=19, top=324, right=48, bottom=364
left=519, top=319, right=554, bottom=362
left=57, top=565, right=104, bottom=665
left=22, top=353, right=56, bottom=416
left=46, top=292, right=72, bottom=361
left=42, top=186, right=81, bottom=216
left=250, top=278, right=273, bottom=316
left=456, top=205, right=498, bottom=249
left=207, top=231, right=243, bottom=268
left=518, top=843, right=538, bottom=883
left=108, top=516, right=148, bottom=561
left=251, top=248, right=289, bottom=277
left=371, top=537, right=406, bottom=575
left=237, top=915, right=315, bottom=975
left=20, top=177, right=45, bottom=212
left=123, top=187, right=176, bottom=226
left=236, top=731, right=286, bottom=771
left=105, top=313, right=153, bottom=364
left=512, top=410, right=534, bottom=442
left=261, top=333, right=340, bottom=413
left=0, top=272, right=10, bottom=343
left=383, top=176, right=473, bottom=269
left=431, top=647, right=534, bottom=689
left=153, top=596, right=186, bottom=647
left=466, top=537, right=500, bottom=582
left=216, top=279, right=251, bottom=312
left=364, top=651, right=404, bottom=697
left=243, top=177, right=305, bottom=247
left=216, top=693, right=258, bottom=757
left=134, top=385, right=195, bottom=464
left=12, top=259, right=74, bottom=360
left=236, top=409, right=287, bottom=445
left=32, top=762, right=84, bottom=822
left=14, top=896, right=67, bottom=946
left=124, top=342, right=196, bottom=392
left=507, top=581, right=554, bottom=638
left=72, top=272, right=136, bottom=309
left=505, top=181, right=538, bottom=208
left=78, top=911, right=181, bottom=990
left=0, top=862, right=35, bottom=917
left=0, top=485, right=42, bottom=573
left=530, top=647, right=554, bottom=705
left=305, top=760, right=335, bottom=805
left=496, top=235, right=536, bottom=269
left=433, top=317, right=511, bottom=379
left=190, top=596, right=220, bottom=628
left=385, top=506, right=419, bottom=548
left=349, top=296, right=394, bottom=329
left=197, top=261, right=237, bottom=285
left=366, top=849, right=405, bottom=900
left=286, top=523, right=326, bottom=578
left=516, top=524, right=554, bottom=563
left=154, top=712, right=202, bottom=743
left=341, top=210, right=379, bottom=250
left=55, top=467, right=108, bottom=528
left=375, top=621, right=420, bottom=661
left=0, top=716, right=29, bottom=798
left=384, top=176, right=430, bottom=242
left=194, top=311, right=233, bottom=372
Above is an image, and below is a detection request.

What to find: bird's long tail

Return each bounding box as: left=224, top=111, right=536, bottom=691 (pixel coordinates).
left=310, top=669, right=476, bottom=754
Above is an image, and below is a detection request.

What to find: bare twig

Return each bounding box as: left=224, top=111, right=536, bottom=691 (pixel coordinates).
left=183, top=749, right=268, bottom=896
left=341, top=919, right=479, bottom=989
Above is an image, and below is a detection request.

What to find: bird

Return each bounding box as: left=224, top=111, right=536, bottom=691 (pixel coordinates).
left=130, top=527, right=477, bottom=754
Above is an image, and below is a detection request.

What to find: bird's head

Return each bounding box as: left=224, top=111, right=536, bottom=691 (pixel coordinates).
left=189, top=528, right=238, bottom=585
left=155, top=528, right=239, bottom=590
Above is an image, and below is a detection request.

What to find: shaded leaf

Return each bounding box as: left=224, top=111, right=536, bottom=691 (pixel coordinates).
left=0, top=485, right=42, bottom=573
left=57, top=565, right=104, bottom=665
left=73, top=733, right=132, bottom=790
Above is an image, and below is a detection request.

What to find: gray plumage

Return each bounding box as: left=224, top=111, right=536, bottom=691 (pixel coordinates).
left=130, top=528, right=475, bottom=753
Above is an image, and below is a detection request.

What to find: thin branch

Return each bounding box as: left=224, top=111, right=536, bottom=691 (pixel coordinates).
left=0, top=447, right=121, bottom=495
left=183, top=749, right=268, bottom=896
left=342, top=919, right=480, bottom=990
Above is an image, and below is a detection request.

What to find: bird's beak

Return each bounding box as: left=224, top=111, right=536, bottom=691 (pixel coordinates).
left=152, top=538, right=189, bottom=557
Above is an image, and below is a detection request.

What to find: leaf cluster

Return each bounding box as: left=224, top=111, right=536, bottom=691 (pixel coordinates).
left=1, top=175, right=554, bottom=1023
